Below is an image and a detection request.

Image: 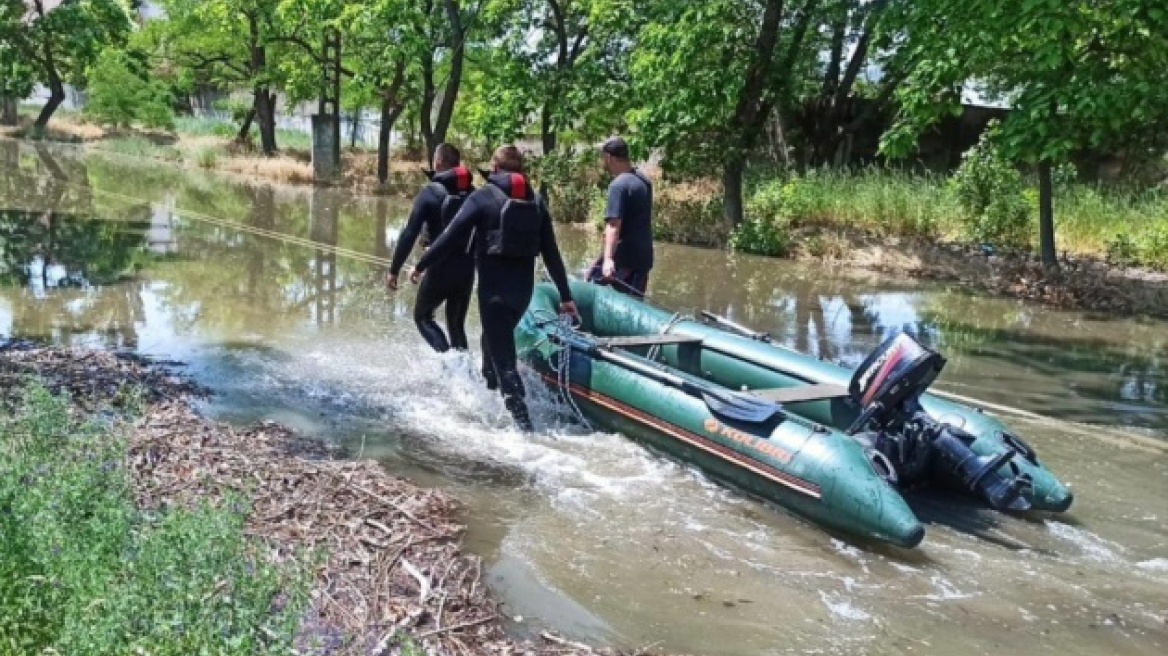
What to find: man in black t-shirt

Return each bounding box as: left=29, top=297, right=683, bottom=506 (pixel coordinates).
left=587, top=137, right=654, bottom=298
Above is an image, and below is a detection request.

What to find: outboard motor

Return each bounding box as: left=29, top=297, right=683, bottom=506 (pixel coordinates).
left=847, top=332, right=1033, bottom=512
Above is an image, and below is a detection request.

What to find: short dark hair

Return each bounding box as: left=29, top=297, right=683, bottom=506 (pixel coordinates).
left=434, top=143, right=461, bottom=167
left=492, top=145, right=524, bottom=173
left=601, top=136, right=629, bottom=160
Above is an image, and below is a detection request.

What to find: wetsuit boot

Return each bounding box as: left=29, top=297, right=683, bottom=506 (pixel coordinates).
left=500, top=370, right=534, bottom=433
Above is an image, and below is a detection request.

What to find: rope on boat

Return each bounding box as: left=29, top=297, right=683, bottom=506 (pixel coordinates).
left=532, top=309, right=593, bottom=431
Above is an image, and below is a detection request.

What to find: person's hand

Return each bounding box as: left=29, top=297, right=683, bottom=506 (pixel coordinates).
left=409, top=267, right=424, bottom=285
left=386, top=272, right=399, bottom=291
left=602, top=257, right=616, bottom=279
left=559, top=301, right=580, bottom=321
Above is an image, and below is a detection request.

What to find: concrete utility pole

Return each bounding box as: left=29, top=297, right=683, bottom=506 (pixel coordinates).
left=312, top=28, right=343, bottom=183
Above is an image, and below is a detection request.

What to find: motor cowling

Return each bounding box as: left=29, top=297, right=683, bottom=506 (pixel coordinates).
left=847, top=332, right=946, bottom=432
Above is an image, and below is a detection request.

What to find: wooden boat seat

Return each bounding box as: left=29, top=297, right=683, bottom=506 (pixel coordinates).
left=599, top=335, right=704, bottom=348
left=751, top=383, right=849, bottom=404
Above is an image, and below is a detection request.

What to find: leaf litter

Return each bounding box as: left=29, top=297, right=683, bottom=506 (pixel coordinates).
left=1, top=342, right=669, bottom=656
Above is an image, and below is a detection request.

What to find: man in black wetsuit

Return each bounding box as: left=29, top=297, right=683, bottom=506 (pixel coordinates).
left=586, top=136, right=654, bottom=298
left=411, top=145, right=578, bottom=433
left=387, top=143, right=475, bottom=352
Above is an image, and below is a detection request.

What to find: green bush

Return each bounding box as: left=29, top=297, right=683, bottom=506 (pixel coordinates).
left=85, top=50, right=174, bottom=131
left=0, top=384, right=311, bottom=656
left=728, top=214, right=790, bottom=257
left=1137, top=224, right=1168, bottom=270
left=951, top=124, right=1031, bottom=247
left=196, top=147, right=219, bottom=169
left=530, top=149, right=604, bottom=223
left=1105, top=232, right=1138, bottom=266
left=99, top=136, right=182, bottom=161
left=654, top=182, right=729, bottom=247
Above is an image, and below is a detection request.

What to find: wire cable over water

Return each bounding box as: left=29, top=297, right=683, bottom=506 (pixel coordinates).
left=70, top=179, right=1168, bottom=452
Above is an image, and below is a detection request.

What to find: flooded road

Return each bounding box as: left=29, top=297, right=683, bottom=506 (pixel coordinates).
left=2, top=140, right=1165, bottom=655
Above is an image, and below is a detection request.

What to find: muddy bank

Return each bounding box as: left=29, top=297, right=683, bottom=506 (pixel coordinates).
left=789, top=226, right=1168, bottom=318
left=0, top=342, right=661, bottom=656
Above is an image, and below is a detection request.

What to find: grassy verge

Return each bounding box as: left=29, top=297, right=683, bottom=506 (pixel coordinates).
left=0, top=383, right=312, bottom=655
left=3, top=107, right=420, bottom=190
left=647, top=168, right=1168, bottom=270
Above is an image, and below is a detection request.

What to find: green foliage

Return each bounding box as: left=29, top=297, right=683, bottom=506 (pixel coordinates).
left=1105, top=232, right=1138, bottom=267
left=196, top=147, right=220, bottom=169
left=530, top=149, right=604, bottom=223
left=85, top=49, right=175, bottom=130
left=652, top=183, right=730, bottom=247
left=0, top=384, right=312, bottom=656
left=0, top=0, right=135, bottom=123
left=951, top=128, right=1031, bottom=247
left=728, top=214, right=790, bottom=257
left=174, top=115, right=238, bottom=139
left=1106, top=226, right=1168, bottom=271
left=97, top=136, right=182, bottom=162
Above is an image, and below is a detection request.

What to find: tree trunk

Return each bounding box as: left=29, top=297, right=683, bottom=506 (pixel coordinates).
left=540, top=102, right=557, bottom=155
left=377, top=94, right=405, bottom=185
left=1, top=95, right=17, bottom=126
left=432, top=0, right=465, bottom=150
left=255, top=89, right=277, bottom=155
left=723, top=157, right=746, bottom=229
left=236, top=107, right=256, bottom=143
left=33, top=75, right=64, bottom=138
left=349, top=111, right=360, bottom=149
left=1038, top=160, right=1058, bottom=269
left=420, top=50, right=437, bottom=160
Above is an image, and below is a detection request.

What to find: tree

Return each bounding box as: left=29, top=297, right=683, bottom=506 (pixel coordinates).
left=0, top=26, right=35, bottom=125
left=628, top=0, right=823, bottom=227
left=477, top=0, right=639, bottom=155
left=85, top=48, right=174, bottom=130
left=156, top=0, right=289, bottom=154
left=0, top=0, right=136, bottom=136
left=882, top=0, right=1168, bottom=268
left=341, top=0, right=425, bottom=183
left=802, top=0, right=902, bottom=166
left=418, top=0, right=476, bottom=159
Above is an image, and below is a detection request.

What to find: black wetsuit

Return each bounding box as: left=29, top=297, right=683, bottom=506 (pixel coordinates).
left=389, top=167, right=475, bottom=352
left=416, top=172, right=574, bottom=432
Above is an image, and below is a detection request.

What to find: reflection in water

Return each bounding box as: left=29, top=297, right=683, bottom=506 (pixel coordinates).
left=310, top=190, right=340, bottom=326
left=2, top=146, right=1167, bottom=656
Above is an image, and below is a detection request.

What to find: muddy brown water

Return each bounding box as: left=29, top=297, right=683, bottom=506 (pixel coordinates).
left=2, top=140, right=1165, bottom=655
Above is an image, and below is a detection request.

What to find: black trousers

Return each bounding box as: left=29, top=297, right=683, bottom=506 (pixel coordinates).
left=478, top=294, right=533, bottom=432
left=414, top=260, right=474, bottom=352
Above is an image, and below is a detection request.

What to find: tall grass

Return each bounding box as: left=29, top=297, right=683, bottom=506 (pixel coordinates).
left=0, top=384, right=311, bottom=655
left=173, top=115, right=238, bottom=139
left=95, top=135, right=182, bottom=162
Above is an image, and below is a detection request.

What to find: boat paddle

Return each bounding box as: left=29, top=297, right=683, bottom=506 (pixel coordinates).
left=698, top=310, right=773, bottom=342
left=546, top=326, right=783, bottom=425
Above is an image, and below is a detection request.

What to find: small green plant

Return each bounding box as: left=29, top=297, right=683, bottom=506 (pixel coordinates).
left=0, top=383, right=311, bottom=656
left=85, top=50, right=175, bottom=131
left=1137, top=224, right=1168, bottom=270
left=951, top=123, right=1031, bottom=248
left=653, top=182, right=729, bottom=246
left=729, top=215, right=790, bottom=257
left=1105, top=232, right=1138, bottom=266
left=196, top=147, right=219, bottom=169
left=100, top=136, right=182, bottom=161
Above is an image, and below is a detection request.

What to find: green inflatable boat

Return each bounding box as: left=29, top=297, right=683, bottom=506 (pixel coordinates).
left=516, top=281, right=1073, bottom=549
